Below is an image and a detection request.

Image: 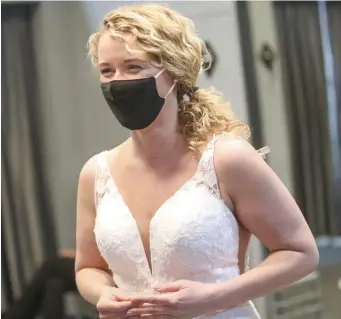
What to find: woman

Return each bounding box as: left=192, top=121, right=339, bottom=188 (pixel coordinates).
left=75, top=4, right=319, bottom=319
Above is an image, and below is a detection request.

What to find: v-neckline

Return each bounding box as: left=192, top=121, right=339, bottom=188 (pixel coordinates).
left=102, top=141, right=213, bottom=278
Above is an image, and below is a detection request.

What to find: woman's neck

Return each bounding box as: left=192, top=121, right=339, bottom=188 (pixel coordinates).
left=130, top=127, right=188, bottom=166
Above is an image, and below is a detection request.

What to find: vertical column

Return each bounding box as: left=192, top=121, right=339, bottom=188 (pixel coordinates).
left=244, top=2, right=297, bottom=318
left=247, top=2, right=294, bottom=193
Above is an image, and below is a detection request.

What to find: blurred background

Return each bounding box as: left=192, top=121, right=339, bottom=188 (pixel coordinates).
left=1, top=1, right=340, bottom=319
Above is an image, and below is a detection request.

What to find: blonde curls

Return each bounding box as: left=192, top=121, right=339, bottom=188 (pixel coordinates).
left=87, top=3, right=250, bottom=152
left=178, top=87, right=250, bottom=152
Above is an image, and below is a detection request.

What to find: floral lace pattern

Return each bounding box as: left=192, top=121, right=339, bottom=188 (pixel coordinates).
left=93, top=133, right=263, bottom=318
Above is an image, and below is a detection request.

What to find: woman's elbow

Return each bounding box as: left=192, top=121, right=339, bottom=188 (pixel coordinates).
left=300, top=243, right=320, bottom=275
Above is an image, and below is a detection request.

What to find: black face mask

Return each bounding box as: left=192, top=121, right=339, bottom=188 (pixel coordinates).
left=100, top=69, right=175, bottom=130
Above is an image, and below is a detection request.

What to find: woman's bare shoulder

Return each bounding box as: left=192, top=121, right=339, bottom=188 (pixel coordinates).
left=211, top=134, right=272, bottom=198
left=213, top=134, right=252, bottom=162
left=78, top=143, right=126, bottom=187
left=213, top=133, right=269, bottom=173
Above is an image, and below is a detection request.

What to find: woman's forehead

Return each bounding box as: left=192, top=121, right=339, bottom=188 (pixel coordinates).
left=97, top=33, right=149, bottom=64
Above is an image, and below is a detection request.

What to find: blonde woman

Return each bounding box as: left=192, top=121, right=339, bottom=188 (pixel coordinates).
left=75, top=4, right=319, bottom=319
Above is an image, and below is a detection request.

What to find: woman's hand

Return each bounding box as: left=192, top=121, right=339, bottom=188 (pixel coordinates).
left=97, top=287, right=137, bottom=319
left=127, top=280, right=219, bottom=319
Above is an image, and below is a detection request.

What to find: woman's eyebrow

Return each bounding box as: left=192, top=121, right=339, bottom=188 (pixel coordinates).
left=123, top=58, right=146, bottom=64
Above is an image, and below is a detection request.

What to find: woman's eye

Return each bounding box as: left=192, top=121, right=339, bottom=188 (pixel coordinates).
left=127, top=65, right=142, bottom=71
left=101, top=68, right=114, bottom=75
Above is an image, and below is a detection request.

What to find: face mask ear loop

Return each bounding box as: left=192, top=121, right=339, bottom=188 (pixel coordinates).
left=155, top=69, right=176, bottom=99
left=163, top=81, right=177, bottom=99
left=154, top=68, right=165, bottom=79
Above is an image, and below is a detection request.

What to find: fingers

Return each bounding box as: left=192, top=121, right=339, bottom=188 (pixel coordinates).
left=127, top=305, right=169, bottom=316
left=115, top=295, right=132, bottom=302
left=97, top=300, right=133, bottom=313
left=153, top=282, right=183, bottom=293
left=131, top=294, right=174, bottom=305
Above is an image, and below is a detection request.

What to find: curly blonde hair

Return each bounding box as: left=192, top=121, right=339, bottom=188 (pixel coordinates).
left=87, top=3, right=250, bottom=152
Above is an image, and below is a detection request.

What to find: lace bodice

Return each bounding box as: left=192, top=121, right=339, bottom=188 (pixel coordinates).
left=94, top=134, right=262, bottom=319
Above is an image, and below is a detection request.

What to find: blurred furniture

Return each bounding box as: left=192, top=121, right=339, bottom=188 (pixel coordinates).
left=268, top=271, right=324, bottom=319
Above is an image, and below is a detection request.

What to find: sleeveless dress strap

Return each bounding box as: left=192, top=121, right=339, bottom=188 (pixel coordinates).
left=94, top=151, right=110, bottom=208
left=198, top=133, right=269, bottom=276
left=196, top=134, right=229, bottom=196
left=206, top=132, right=270, bottom=158
left=197, top=132, right=270, bottom=196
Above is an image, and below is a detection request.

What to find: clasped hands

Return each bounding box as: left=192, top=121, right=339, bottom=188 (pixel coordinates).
left=97, top=280, right=219, bottom=319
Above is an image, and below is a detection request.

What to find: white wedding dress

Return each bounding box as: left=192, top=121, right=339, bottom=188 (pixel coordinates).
left=94, top=134, right=262, bottom=318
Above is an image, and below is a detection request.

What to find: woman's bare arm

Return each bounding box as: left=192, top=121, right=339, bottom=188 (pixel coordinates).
left=211, top=137, right=319, bottom=310
left=75, top=157, right=115, bottom=305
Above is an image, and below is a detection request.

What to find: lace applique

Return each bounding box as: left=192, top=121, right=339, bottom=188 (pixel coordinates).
left=257, top=146, right=271, bottom=159
left=93, top=136, right=262, bottom=319
left=197, top=132, right=270, bottom=197
left=211, top=132, right=270, bottom=157
left=94, top=151, right=115, bottom=208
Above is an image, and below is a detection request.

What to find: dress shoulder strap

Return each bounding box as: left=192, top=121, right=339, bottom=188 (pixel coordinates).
left=205, top=132, right=270, bottom=158
left=197, top=132, right=270, bottom=195
left=94, top=151, right=110, bottom=208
